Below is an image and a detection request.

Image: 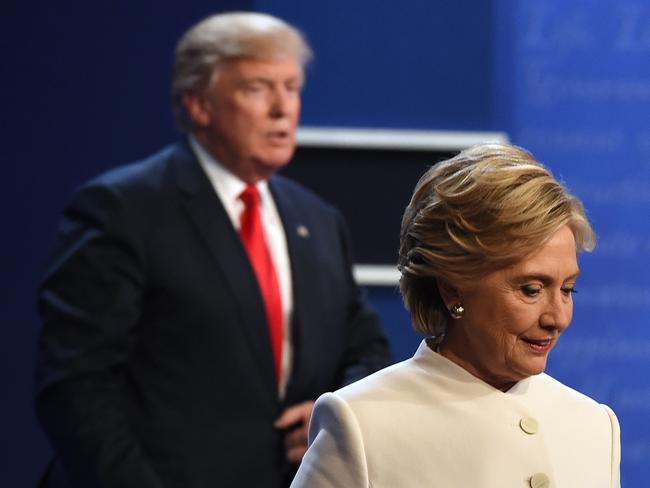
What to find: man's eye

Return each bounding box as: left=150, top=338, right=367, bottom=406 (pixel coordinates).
left=522, top=286, right=541, bottom=297
left=243, top=83, right=265, bottom=93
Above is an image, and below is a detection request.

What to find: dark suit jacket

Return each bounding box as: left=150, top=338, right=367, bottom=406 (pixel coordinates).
left=35, top=141, right=391, bottom=488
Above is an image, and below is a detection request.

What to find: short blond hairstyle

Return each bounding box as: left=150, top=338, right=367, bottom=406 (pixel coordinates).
left=398, top=143, right=595, bottom=336
left=172, top=11, right=312, bottom=131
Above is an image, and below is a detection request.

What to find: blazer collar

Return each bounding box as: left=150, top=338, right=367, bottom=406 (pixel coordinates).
left=269, top=179, right=324, bottom=402
left=414, top=339, right=534, bottom=397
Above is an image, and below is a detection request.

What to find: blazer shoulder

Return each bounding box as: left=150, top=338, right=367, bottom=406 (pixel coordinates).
left=271, top=174, right=339, bottom=215
left=333, top=357, right=422, bottom=405
left=533, top=373, right=618, bottom=424
left=57, top=142, right=196, bottom=238
left=535, top=373, right=606, bottom=408
left=533, top=375, right=621, bottom=485
left=84, top=142, right=188, bottom=194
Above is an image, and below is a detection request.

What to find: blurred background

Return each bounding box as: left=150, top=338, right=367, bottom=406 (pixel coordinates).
left=5, top=0, right=649, bottom=485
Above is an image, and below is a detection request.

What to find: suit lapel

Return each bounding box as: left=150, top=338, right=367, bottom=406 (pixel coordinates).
left=270, top=179, right=321, bottom=401
left=172, top=143, right=277, bottom=401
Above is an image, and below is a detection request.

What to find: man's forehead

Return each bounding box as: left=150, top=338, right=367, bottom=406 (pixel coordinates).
left=222, top=57, right=304, bottom=79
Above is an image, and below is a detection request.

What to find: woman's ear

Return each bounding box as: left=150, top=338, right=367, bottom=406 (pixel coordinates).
left=437, top=280, right=461, bottom=310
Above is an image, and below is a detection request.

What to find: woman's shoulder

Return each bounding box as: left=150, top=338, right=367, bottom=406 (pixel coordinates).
left=327, top=341, right=446, bottom=411
left=533, top=373, right=602, bottom=405
left=334, top=356, right=422, bottom=403
left=528, top=373, right=620, bottom=481
left=530, top=373, right=618, bottom=422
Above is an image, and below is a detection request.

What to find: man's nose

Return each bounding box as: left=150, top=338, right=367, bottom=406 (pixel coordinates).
left=269, top=88, right=293, bottom=118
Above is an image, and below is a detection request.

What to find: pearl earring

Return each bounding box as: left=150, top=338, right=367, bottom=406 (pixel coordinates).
left=449, top=303, right=465, bottom=319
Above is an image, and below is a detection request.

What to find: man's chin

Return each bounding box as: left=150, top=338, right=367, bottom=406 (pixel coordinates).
left=258, top=150, right=295, bottom=170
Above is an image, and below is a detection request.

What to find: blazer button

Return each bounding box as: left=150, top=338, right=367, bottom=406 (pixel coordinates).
left=519, top=416, right=539, bottom=435
left=529, top=472, right=550, bottom=488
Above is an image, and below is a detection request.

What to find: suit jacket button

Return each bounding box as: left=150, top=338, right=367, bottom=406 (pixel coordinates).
left=529, top=472, right=550, bottom=488
left=520, top=416, right=539, bottom=434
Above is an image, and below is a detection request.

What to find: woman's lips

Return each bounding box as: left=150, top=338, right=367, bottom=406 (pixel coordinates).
left=521, top=337, right=553, bottom=353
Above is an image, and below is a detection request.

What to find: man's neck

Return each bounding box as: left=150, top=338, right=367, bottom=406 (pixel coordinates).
left=191, top=131, right=269, bottom=184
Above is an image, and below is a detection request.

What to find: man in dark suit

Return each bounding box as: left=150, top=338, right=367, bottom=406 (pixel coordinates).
left=35, top=12, right=391, bottom=488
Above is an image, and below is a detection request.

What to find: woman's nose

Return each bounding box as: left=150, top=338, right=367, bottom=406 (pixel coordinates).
left=540, top=291, right=573, bottom=331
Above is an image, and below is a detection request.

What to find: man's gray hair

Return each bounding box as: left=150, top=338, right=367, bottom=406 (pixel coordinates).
left=172, top=11, right=312, bottom=132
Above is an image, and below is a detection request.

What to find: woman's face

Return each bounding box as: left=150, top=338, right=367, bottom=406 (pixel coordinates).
left=441, top=225, right=580, bottom=391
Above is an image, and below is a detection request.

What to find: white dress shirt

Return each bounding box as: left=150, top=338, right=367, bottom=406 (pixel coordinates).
left=189, top=136, right=294, bottom=397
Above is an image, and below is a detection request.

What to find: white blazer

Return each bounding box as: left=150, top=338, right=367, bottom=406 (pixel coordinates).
left=292, top=339, right=620, bottom=488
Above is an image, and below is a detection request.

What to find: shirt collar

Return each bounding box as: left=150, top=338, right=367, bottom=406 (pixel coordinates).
left=188, top=135, right=271, bottom=205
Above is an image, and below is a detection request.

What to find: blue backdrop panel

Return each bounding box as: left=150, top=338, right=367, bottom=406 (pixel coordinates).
left=366, top=287, right=421, bottom=362
left=257, top=0, right=494, bottom=130
left=493, top=1, right=650, bottom=483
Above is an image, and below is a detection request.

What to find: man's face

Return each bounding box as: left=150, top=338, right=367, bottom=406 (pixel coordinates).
left=190, top=57, right=303, bottom=182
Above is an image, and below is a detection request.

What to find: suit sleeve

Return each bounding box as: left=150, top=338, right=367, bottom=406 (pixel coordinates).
left=35, top=182, right=164, bottom=487
left=291, top=393, right=369, bottom=487
left=602, top=404, right=621, bottom=488
left=334, top=211, right=392, bottom=386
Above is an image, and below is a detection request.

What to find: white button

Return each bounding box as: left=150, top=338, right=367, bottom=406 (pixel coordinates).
left=530, top=472, right=550, bottom=488
left=520, top=416, right=539, bottom=435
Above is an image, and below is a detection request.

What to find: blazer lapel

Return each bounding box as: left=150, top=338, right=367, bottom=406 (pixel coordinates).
left=270, top=179, right=322, bottom=401
left=171, top=143, right=277, bottom=400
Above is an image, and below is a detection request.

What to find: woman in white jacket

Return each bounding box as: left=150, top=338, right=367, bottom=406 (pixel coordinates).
left=292, top=143, right=620, bottom=488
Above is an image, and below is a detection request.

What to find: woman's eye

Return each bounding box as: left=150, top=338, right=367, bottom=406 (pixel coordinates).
left=522, top=286, right=541, bottom=297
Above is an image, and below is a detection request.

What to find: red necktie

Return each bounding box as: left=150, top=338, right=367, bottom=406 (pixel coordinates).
left=239, top=184, right=283, bottom=384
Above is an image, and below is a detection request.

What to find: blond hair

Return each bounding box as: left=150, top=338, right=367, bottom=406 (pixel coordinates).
left=172, top=12, right=312, bottom=131
left=398, top=143, right=595, bottom=336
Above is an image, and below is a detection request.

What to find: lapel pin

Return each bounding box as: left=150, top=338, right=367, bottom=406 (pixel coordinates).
left=296, top=225, right=310, bottom=238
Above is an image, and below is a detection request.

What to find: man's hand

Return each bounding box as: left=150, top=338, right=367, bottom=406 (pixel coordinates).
left=274, top=400, right=315, bottom=463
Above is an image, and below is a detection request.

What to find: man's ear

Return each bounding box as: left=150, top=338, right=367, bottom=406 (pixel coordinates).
left=437, top=279, right=461, bottom=309
left=183, top=92, right=211, bottom=128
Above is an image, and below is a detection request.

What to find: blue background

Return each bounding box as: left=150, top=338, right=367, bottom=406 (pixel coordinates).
left=5, top=0, right=649, bottom=485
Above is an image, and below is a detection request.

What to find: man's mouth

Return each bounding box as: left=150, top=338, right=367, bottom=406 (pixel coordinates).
left=267, top=130, right=292, bottom=145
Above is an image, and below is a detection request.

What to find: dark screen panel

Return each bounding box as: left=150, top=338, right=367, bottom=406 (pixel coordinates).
left=282, top=146, right=455, bottom=264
